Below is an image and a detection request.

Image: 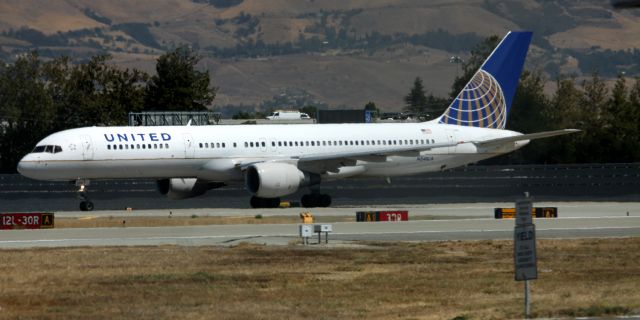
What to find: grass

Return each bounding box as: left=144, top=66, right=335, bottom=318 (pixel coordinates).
left=52, top=215, right=458, bottom=228
left=0, top=238, right=639, bottom=319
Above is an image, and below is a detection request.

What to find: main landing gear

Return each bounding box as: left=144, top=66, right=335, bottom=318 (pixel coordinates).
left=249, top=193, right=332, bottom=208
left=250, top=196, right=281, bottom=208
left=76, top=179, right=94, bottom=211
left=300, top=193, right=331, bottom=208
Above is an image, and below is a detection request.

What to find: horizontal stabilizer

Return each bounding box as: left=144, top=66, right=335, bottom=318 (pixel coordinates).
left=472, top=129, right=580, bottom=148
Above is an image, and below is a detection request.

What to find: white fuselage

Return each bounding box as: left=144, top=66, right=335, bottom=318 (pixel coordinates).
left=17, top=120, right=526, bottom=182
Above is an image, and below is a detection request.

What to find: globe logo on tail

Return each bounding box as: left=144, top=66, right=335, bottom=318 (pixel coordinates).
left=439, top=70, right=507, bottom=129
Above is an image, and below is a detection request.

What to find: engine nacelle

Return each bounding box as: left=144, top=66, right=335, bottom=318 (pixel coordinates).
left=157, top=178, right=212, bottom=199
left=245, top=162, right=318, bottom=198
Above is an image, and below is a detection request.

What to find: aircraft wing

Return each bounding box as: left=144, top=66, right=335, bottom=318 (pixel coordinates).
left=296, top=141, right=460, bottom=163
left=471, top=129, right=580, bottom=148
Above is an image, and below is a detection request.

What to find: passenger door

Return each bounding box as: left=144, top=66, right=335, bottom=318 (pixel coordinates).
left=80, top=135, right=93, bottom=160
left=183, top=133, right=195, bottom=158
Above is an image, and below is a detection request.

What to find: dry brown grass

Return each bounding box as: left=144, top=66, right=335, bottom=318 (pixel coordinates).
left=53, top=215, right=453, bottom=229
left=0, top=238, right=639, bottom=319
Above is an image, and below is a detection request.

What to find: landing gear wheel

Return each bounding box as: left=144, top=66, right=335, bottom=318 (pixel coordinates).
left=301, top=194, right=313, bottom=208
left=250, top=196, right=281, bottom=208
left=301, top=194, right=332, bottom=208
left=80, top=201, right=94, bottom=211
left=76, top=179, right=94, bottom=211
left=250, top=196, right=261, bottom=208
left=319, top=194, right=332, bottom=207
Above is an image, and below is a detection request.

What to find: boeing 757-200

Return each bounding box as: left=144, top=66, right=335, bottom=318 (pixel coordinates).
left=18, top=31, right=578, bottom=211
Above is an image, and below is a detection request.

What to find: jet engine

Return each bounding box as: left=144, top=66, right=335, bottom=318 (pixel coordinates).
left=157, top=178, right=224, bottom=199
left=245, top=162, right=319, bottom=198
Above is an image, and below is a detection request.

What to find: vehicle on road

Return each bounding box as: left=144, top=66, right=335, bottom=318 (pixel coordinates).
left=266, top=110, right=311, bottom=120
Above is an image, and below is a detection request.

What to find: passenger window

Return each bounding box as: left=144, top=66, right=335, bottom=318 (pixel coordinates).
left=199, top=143, right=203, bottom=148
left=125, top=145, right=129, bottom=150
left=205, top=143, right=209, bottom=148
left=142, top=144, right=146, bottom=149
left=233, top=143, right=237, bottom=148
left=137, top=144, right=140, bottom=149
left=165, top=143, right=169, bottom=148
left=261, top=142, right=265, bottom=147
left=107, top=145, right=111, bottom=150
left=154, top=144, right=158, bottom=149
left=222, top=143, right=226, bottom=148
left=119, top=145, right=123, bottom=150
left=159, top=144, right=163, bottom=149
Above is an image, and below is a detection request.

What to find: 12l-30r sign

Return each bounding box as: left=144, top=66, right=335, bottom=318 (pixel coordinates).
left=1, top=213, right=54, bottom=230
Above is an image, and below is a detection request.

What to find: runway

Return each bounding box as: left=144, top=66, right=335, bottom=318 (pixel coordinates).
left=2, top=163, right=639, bottom=211
left=1, top=202, right=639, bottom=248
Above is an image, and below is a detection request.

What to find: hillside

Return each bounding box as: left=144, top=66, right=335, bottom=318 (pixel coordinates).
left=1, top=0, right=639, bottom=112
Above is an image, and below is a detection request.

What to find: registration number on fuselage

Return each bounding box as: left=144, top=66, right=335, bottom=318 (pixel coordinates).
left=417, top=155, right=434, bottom=161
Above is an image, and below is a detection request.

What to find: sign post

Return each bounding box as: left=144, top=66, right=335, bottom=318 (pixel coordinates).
left=514, top=194, right=537, bottom=319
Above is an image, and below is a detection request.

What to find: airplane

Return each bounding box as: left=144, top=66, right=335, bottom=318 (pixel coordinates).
left=17, top=31, right=578, bottom=211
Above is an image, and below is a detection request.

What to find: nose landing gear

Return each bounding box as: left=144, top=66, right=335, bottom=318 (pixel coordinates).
left=76, top=179, right=94, bottom=211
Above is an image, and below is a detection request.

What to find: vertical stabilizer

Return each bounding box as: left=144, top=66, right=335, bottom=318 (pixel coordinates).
left=438, top=31, right=532, bottom=129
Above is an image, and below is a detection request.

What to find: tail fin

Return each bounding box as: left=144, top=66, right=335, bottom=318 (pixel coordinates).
left=438, top=31, right=532, bottom=129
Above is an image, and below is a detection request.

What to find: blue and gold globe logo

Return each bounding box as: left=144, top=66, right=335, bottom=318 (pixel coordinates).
left=439, top=70, right=507, bottom=129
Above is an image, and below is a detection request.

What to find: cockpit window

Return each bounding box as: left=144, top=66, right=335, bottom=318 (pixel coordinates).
left=32, top=145, right=63, bottom=154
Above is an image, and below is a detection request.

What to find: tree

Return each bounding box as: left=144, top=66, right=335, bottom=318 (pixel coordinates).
left=606, top=75, right=638, bottom=161
left=545, top=76, right=584, bottom=163
left=145, top=46, right=217, bottom=111
left=501, top=70, right=552, bottom=163
left=0, top=53, right=150, bottom=172
left=629, top=78, right=640, bottom=159
left=0, top=52, right=54, bottom=172
left=404, top=77, right=427, bottom=113
left=52, top=55, right=148, bottom=127
left=364, top=101, right=378, bottom=117
left=450, top=35, right=499, bottom=99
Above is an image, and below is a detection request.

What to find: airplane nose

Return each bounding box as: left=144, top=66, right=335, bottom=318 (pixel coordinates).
left=17, top=155, right=39, bottom=179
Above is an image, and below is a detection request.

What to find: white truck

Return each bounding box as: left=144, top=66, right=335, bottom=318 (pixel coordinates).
left=266, top=110, right=311, bottom=120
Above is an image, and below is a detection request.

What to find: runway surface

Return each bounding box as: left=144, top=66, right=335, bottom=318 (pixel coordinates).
left=2, top=163, right=639, bottom=211
left=1, top=202, right=639, bottom=248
